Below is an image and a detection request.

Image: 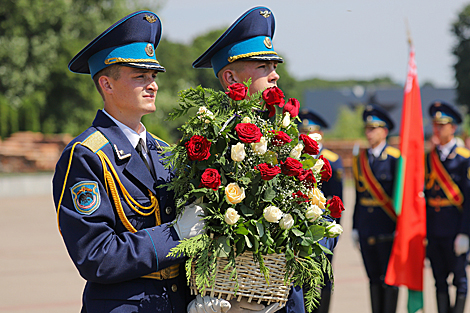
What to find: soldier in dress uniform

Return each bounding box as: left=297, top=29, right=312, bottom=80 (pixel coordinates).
left=425, top=100, right=470, bottom=313
left=52, top=11, right=207, bottom=313
left=352, top=104, right=400, bottom=313
left=191, top=6, right=337, bottom=313
left=297, top=108, right=343, bottom=313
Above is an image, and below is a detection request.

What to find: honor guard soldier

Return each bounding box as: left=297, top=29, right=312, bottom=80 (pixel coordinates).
left=425, top=101, right=470, bottom=313
left=352, top=104, right=400, bottom=313
left=192, top=7, right=337, bottom=313
left=297, top=108, right=343, bottom=313
left=52, top=11, right=206, bottom=313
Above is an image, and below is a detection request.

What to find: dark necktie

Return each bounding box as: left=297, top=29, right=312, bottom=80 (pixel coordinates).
left=369, top=153, right=376, bottom=166
left=136, top=138, right=152, bottom=173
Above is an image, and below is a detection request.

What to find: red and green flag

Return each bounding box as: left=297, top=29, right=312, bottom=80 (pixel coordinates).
left=384, top=46, right=426, bottom=313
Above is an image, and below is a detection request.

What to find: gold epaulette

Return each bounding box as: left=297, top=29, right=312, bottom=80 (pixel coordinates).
left=385, top=146, right=400, bottom=159
left=455, top=146, right=470, bottom=158
left=81, top=131, right=109, bottom=153
left=321, top=148, right=339, bottom=162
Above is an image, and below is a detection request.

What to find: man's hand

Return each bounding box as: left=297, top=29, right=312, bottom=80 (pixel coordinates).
left=454, top=233, right=469, bottom=256
left=187, top=295, right=231, bottom=313
left=228, top=298, right=280, bottom=313
left=351, top=229, right=360, bottom=251
left=174, top=203, right=205, bottom=239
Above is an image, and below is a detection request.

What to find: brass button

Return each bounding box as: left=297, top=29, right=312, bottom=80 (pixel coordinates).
left=381, top=174, right=386, bottom=180
left=368, top=237, right=376, bottom=245
left=368, top=207, right=374, bottom=213
left=435, top=208, right=441, bottom=212
left=171, top=284, right=178, bottom=292
left=165, top=206, right=172, bottom=215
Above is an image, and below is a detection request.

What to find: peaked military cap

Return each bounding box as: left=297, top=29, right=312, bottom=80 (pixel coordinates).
left=68, top=10, right=165, bottom=77
left=192, top=6, right=283, bottom=77
left=298, top=108, right=329, bottom=132
left=429, top=100, right=462, bottom=125
left=363, top=104, right=394, bottom=131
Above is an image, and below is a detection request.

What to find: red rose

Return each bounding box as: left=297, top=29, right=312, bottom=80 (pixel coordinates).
left=327, top=196, right=345, bottom=219
left=270, top=130, right=292, bottom=146
left=267, top=104, right=277, bottom=118
left=226, top=83, right=248, bottom=101
left=199, top=168, right=221, bottom=190
left=255, top=163, right=281, bottom=181
left=292, top=191, right=309, bottom=203
left=298, top=169, right=316, bottom=186
left=299, top=134, right=320, bottom=155
left=235, top=123, right=263, bottom=143
left=281, top=157, right=304, bottom=176
left=262, top=86, right=285, bottom=107
left=318, top=155, right=332, bottom=182
left=283, top=98, right=300, bottom=118
left=185, top=135, right=211, bottom=161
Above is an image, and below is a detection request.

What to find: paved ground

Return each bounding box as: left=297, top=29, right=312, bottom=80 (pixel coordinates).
left=0, top=175, right=466, bottom=312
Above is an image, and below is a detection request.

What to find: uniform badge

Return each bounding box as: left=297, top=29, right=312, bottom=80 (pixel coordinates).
left=260, top=10, right=271, bottom=18
left=145, top=43, right=154, bottom=57
left=70, top=181, right=101, bottom=215
left=264, top=37, right=273, bottom=49
left=145, top=14, right=158, bottom=23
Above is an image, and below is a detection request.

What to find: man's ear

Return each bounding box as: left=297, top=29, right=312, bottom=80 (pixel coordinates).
left=98, top=76, right=113, bottom=95
left=221, top=69, right=238, bottom=86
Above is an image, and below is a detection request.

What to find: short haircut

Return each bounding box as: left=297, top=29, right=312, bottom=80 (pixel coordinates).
left=93, top=64, right=122, bottom=99
left=217, top=61, right=247, bottom=88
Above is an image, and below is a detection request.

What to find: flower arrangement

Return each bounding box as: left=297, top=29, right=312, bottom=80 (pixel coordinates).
left=164, top=81, right=344, bottom=312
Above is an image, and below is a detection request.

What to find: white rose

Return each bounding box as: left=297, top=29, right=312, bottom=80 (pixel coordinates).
left=242, top=116, right=251, bottom=123
left=197, top=106, right=214, bottom=120
left=326, top=221, right=343, bottom=238
left=251, top=136, right=268, bottom=155
left=282, top=112, right=291, bottom=128
left=289, top=143, right=304, bottom=159
left=264, top=205, right=283, bottom=223
left=312, top=158, right=325, bottom=175
left=231, top=143, right=246, bottom=162
left=225, top=208, right=240, bottom=225
left=225, top=183, right=246, bottom=204
left=308, top=133, right=322, bottom=142
left=305, top=204, right=323, bottom=222
left=310, top=187, right=326, bottom=210
left=279, top=214, right=294, bottom=230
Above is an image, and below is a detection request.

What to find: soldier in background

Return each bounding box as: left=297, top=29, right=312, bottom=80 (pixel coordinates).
left=425, top=100, right=470, bottom=313
left=352, top=104, right=400, bottom=313
left=298, top=108, right=344, bottom=313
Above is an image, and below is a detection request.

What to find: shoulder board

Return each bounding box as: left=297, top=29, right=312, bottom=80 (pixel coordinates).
left=81, top=131, right=109, bottom=153
left=149, top=132, right=170, bottom=148
left=385, top=146, right=400, bottom=158
left=321, top=149, right=339, bottom=162
left=455, top=146, right=470, bottom=158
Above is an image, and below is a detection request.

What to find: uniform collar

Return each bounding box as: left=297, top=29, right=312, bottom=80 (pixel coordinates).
left=437, top=138, right=456, bottom=161
left=102, top=109, right=148, bottom=151
left=369, top=141, right=386, bottom=158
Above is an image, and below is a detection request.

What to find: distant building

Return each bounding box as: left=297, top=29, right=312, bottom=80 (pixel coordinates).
left=303, top=86, right=458, bottom=137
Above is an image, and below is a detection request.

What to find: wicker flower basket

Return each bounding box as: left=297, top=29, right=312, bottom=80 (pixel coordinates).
left=189, top=252, right=291, bottom=307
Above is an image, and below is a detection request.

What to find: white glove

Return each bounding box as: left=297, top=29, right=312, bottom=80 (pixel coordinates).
left=454, top=233, right=469, bottom=256
left=228, top=298, right=280, bottom=313
left=351, top=229, right=360, bottom=251
left=187, top=295, right=231, bottom=313
left=174, top=204, right=205, bottom=239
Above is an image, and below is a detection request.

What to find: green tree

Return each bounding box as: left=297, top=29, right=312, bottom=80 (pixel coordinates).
left=452, top=3, right=470, bottom=109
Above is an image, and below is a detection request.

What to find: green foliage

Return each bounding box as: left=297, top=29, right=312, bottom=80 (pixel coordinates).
left=326, top=105, right=365, bottom=140
left=452, top=3, right=470, bottom=110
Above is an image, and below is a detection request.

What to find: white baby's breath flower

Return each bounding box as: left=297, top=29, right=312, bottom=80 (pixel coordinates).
left=289, top=143, right=304, bottom=159
left=326, top=221, right=343, bottom=238
left=225, top=208, right=240, bottom=225
left=242, top=116, right=251, bottom=123
left=197, top=106, right=214, bottom=120
left=251, top=136, right=268, bottom=155
left=308, top=133, right=322, bottom=142
left=282, top=112, right=291, bottom=128
left=279, top=214, right=294, bottom=230
left=264, top=205, right=283, bottom=223
left=305, top=204, right=323, bottom=222
left=312, top=158, right=325, bottom=175
left=231, top=143, right=246, bottom=162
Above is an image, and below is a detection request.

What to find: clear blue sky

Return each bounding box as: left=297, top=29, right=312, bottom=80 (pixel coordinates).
left=157, top=0, right=470, bottom=88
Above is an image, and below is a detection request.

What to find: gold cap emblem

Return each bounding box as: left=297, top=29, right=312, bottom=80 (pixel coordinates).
left=260, top=10, right=271, bottom=18
left=145, top=43, right=154, bottom=57
left=145, top=14, right=158, bottom=23
left=264, top=37, right=272, bottom=49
